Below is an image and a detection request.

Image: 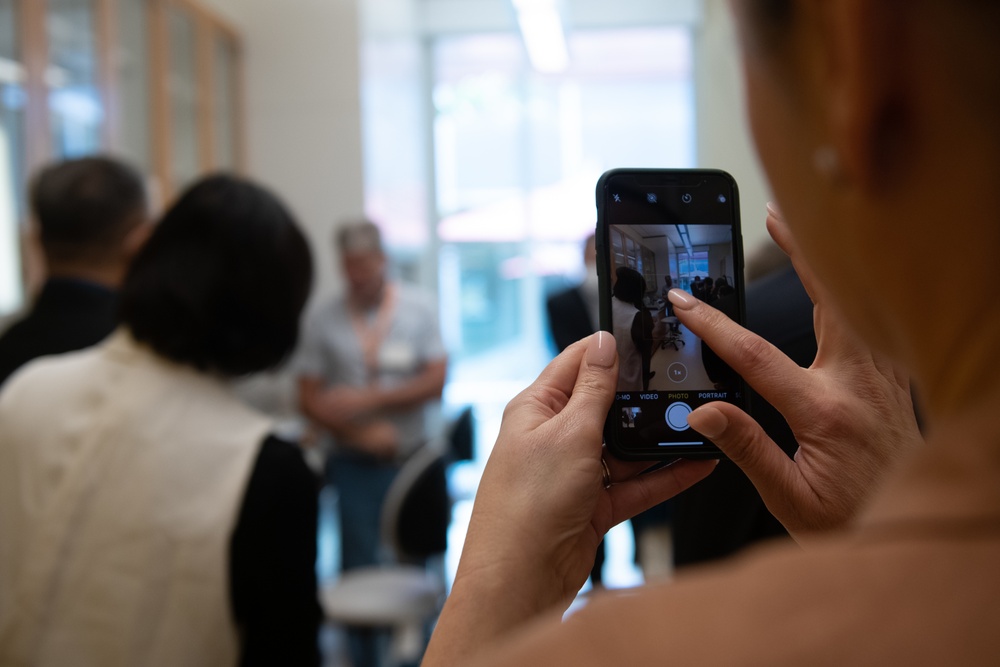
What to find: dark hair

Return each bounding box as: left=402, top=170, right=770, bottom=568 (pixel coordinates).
left=30, top=156, right=147, bottom=263
left=613, top=267, right=646, bottom=309
left=119, top=174, right=313, bottom=376
left=749, top=0, right=792, bottom=23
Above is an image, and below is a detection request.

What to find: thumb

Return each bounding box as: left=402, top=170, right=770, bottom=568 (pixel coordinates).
left=555, top=331, right=619, bottom=438
left=686, top=402, right=798, bottom=513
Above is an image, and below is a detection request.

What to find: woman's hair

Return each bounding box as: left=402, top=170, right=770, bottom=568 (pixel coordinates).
left=748, top=0, right=792, bottom=24
left=613, top=267, right=646, bottom=309
left=119, top=174, right=313, bottom=377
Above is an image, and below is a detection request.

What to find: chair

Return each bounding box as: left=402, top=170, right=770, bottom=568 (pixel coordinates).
left=659, top=316, right=685, bottom=351
left=445, top=405, right=475, bottom=464
left=320, top=440, right=450, bottom=666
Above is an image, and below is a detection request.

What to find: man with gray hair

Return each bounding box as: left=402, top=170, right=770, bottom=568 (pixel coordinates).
left=295, top=219, right=447, bottom=666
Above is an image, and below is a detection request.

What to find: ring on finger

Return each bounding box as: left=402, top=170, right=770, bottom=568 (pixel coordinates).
left=601, top=457, right=612, bottom=489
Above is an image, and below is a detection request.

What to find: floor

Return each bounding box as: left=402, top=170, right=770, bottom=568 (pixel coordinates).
left=647, top=321, right=714, bottom=391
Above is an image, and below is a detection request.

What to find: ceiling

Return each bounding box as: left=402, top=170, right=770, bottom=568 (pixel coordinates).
left=362, top=0, right=702, bottom=38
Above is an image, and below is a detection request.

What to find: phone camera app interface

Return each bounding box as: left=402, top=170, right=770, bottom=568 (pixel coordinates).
left=608, top=220, right=740, bottom=451
left=609, top=222, right=737, bottom=394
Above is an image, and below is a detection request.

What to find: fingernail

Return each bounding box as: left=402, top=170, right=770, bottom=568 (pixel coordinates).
left=687, top=407, right=728, bottom=439
left=766, top=201, right=781, bottom=217
left=587, top=331, right=617, bottom=368
left=667, top=288, right=697, bottom=311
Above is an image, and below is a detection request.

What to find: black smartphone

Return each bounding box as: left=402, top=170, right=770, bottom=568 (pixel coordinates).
left=595, top=168, right=747, bottom=460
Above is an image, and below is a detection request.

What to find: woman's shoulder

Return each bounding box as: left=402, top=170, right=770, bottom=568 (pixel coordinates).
left=478, top=535, right=1000, bottom=666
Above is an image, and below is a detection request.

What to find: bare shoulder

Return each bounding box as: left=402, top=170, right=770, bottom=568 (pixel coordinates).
left=479, top=536, right=1000, bottom=666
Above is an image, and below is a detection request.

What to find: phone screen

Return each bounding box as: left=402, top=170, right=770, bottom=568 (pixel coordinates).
left=596, top=169, right=747, bottom=459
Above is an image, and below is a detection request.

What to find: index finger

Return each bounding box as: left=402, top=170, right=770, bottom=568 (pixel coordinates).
left=667, top=290, right=812, bottom=422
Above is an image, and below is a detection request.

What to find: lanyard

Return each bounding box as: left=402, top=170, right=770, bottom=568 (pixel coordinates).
left=349, top=283, right=397, bottom=385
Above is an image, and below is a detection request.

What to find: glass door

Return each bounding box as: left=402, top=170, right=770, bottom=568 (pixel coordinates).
left=114, top=0, right=152, bottom=173
left=0, top=0, right=24, bottom=315
left=211, top=33, right=238, bottom=170
left=167, top=4, right=199, bottom=189
left=46, top=0, right=103, bottom=159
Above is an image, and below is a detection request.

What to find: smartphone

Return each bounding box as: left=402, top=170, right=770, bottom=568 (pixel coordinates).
left=595, top=168, right=747, bottom=460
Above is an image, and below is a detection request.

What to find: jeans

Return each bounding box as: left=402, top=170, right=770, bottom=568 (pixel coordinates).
left=327, top=454, right=402, bottom=667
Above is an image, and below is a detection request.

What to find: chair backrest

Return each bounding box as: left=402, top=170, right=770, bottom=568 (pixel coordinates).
left=447, top=406, right=475, bottom=463
left=380, top=441, right=451, bottom=563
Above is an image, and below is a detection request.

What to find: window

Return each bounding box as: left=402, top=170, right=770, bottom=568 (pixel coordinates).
left=0, top=0, right=24, bottom=314
left=677, top=250, right=709, bottom=289
left=0, top=0, right=245, bottom=318
left=431, top=26, right=694, bottom=427
left=46, top=0, right=103, bottom=159
left=362, top=21, right=698, bottom=590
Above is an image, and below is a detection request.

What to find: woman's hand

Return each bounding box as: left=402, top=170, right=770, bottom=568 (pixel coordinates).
left=423, top=332, right=717, bottom=666
left=670, top=207, right=923, bottom=539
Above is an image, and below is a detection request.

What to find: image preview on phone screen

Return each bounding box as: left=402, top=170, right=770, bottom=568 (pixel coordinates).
left=598, top=170, right=746, bottom=458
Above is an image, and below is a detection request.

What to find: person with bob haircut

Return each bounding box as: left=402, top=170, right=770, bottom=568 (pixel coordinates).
left=0, top=175, right=321, bottom=666
left=422, top=0, right=1000, bottom=664
left=610, top=266, right=653, bottom=392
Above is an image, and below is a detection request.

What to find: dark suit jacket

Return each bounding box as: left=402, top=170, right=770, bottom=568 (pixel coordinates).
left=0, top=278, right=118, bottom=387
left=546, top=286, right=595, bottom=353
left=672, top=265, right=817, bottom=567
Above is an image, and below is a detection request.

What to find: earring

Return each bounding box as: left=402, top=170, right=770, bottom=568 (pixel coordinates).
left=813, top=146, right=842, bottom=179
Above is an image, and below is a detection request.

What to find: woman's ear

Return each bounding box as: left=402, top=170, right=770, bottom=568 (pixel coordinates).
left=822, top=0, right=912, bottom=194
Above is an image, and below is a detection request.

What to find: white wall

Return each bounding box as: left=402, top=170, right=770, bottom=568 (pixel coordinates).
left=201, top=0, right=364, bottom=301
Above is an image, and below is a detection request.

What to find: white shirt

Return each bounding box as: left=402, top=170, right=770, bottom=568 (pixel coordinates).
left=0, top=330, right=271, bottom=667
left=293, top=282, right=447, bottom=457
left=611, top=296, right=644, bottom=391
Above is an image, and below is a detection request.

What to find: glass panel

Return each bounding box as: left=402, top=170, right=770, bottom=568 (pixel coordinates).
left=168, top=7, right=199, bottom=189
left=115, top=0, right=150, bottom=171
left=212, top=35, right=236, bottom=169
left=0, top=0, right=25, bottom=315
left=361, top=39, right=430, bottom=255
left=46, top=0, right=103, bottom=159
left=362, top=26, right=695, bottom=587
left=431, top=28, right=694, bottom=588
left=434, top=27, right=694, bottom=364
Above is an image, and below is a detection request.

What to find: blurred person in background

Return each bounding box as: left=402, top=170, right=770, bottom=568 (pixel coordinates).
left=547, top=233, right=599, bottom=356
left=0, top=156, right=150, bottom=386
left=610, top=266, right=654, bottom=391
left=0, top=175, right=320, bottom=666
left=295, top=219, right=447, bottom=667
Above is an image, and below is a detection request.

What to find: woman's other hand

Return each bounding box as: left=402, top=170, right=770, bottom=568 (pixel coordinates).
left=423, top=332, right=716, bottom=666
left=669, top=207, right=923, bottom=539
